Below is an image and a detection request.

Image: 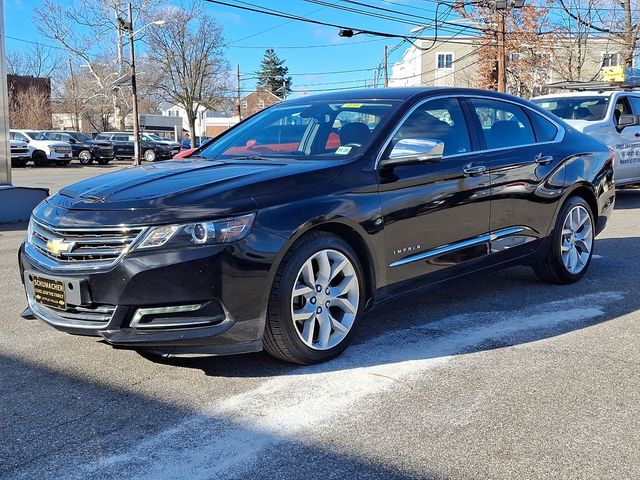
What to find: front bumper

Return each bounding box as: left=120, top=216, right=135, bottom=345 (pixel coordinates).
left=49, top=150, right=73, bottom=161
left=19, top=228, right=284, bottom=355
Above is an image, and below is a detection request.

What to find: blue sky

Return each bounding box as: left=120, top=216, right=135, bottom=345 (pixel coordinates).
left=4, top=0, right=470, bottom=97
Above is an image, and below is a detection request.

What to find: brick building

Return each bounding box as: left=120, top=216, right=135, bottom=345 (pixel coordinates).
left=239, top=89, right=282, bottom=119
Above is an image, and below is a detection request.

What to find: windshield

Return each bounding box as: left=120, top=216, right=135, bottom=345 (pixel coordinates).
left=147, top=133, right=165, bottom=141
left=27, top=131, right=54, bottom=141
left=199, top=100, right=400, bottom=161
left=532, top=96, right=610, bottom=121
left=70, top=132, right=92, bottom=142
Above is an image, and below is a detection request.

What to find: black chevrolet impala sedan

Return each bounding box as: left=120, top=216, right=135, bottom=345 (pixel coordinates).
left=19, top=88, right=615, bottom=364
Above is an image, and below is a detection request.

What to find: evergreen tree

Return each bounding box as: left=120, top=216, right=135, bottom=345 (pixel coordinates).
left=256, top=49, right=292, bottom=98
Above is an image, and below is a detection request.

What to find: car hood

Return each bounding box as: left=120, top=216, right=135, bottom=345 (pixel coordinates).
left=38, top=159, right=341, bottom=226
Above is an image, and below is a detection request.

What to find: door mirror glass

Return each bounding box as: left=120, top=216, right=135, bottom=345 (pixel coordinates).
left=617, top=113, right=640, bottom=128
left=380, top=138, right=444, bottom=167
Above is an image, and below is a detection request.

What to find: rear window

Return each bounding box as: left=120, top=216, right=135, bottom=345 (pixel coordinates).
left=529, top=112, right=558, bottom=142
left=532, top=96, right=610, bottom=121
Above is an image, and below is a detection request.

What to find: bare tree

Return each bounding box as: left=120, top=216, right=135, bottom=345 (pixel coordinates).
left=146, top=0, right=230, bottom=141
left=556, top=0, right=637, bottom=67
left=9, top=86, right=52, bottom=129
left=6, top=44, right=62, bottom=78
left=34, top=0, right=162, bottom=130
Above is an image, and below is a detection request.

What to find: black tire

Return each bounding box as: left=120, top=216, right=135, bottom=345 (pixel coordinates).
left=263, top=232, right=366, bottom=364
left=32, top=151, right=48, bottom=167
left=533, top=195, right=595, bottom=284
left=97, top=158, right=111, bottom=165
left=143, top=149, right=157, bottom=162
left=78, top=150, right=93, bottom=165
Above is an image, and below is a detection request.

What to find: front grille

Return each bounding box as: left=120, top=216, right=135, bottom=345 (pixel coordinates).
left=28, top=219, right=145, bottom=270
left=54, top=147, right=72, bottom=153
left=11, top=147, right=29, bottom=154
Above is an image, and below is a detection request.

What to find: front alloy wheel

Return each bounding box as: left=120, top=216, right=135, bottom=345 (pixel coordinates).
left=144, top=149, right=157, bottom=162
left=78, top=150, right=93, bottom=165
left=264, top=232, right=365, bottom=364
left=291, top=249, right=359, bottom=351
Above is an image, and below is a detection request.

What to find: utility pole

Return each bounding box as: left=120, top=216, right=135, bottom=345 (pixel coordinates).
left=236, top=65, right=242, bottom=121
left=127, top=2, right=141, bottom=166
left=68, top=58, right=79, bottom=131
left=496, top=10, right=506, bottom=93
left=383, top=45, right=389, bottom=87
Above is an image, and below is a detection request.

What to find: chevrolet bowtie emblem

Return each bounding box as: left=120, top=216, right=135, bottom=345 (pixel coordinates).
left=46, top=238, right=74, bottom=256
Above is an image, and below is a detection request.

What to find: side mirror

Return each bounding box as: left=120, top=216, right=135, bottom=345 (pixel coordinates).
left=380, top=139, right=444, bottom=167
left=617, top=114, right=640, bottom=129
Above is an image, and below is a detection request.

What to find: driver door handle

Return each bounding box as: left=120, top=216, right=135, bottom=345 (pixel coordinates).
left=463, top=164, right=486, bottom=176
left=534, top=153, right=554, bottom=165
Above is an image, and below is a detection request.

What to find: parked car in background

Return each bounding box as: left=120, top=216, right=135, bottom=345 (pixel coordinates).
left=95, top=131, right=179, bottom=161
left=532, top=89, right=640, bottom=186
left=10, top=139, right=31, bottom=168
left=143, top=132, right=181, bottom=152
left=10, top=130, right=73, bottom=166
left=46, top=131, right=115, bottom=165
left=19, top=87, right=614, bottom=365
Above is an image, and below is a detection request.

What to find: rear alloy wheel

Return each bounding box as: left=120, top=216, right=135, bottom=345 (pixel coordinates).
left=144, top=149, right=157, bottom=162
left=78, top=150, right=93, bottom=165
left=534, top=196, right=595, bottom=284
left=264, top=233, right=365, bottom=364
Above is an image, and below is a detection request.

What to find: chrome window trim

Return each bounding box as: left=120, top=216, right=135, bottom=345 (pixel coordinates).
left=375, top=94, right=566, bottom=169
left=389, top=226, right=526, bottom=267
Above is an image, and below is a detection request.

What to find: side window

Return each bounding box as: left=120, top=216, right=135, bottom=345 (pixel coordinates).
left=96, top=134, right=108, bottom=140
left=49, top=133, right=60, bottom=141
left=391, top=97, right=471, bottom=157
left=614, top=96, right=632, bottom=122
left=14, top=132, right=28, bottom=142
left=470, top=98, right=535, bottom=149
left=529, top=112, right=558, bottom=142
left=627, top=96, right=640, bottom=115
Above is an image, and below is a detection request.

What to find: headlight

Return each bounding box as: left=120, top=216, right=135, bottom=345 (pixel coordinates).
left=134, top=213, right=256, bottom=250
left=26, top=217, right=34, bottom=243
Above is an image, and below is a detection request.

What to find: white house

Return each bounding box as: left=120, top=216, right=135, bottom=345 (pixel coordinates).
left=161, top=103, right=239, bottom=138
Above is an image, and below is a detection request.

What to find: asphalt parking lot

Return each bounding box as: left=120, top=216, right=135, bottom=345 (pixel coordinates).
left=2, top=165, right=640, bottom=479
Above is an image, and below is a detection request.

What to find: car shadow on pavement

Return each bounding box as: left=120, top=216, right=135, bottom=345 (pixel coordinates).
left=614, top=187, right=640, bottom=210
left=0, top=353, right=445, bottom=480
left=150, top=235, right=640, bottom=380
left=0, top=221, right=27, bottom=233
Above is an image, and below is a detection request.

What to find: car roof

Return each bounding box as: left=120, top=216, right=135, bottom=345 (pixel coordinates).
left=284, top=86, right=526, bottom=104
left=531, top=90, right=640, bottom=100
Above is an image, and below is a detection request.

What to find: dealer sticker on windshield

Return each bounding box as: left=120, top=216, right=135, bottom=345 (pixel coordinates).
left=341, top=103, right=363, bottom=108
left=336, top=146, right=352, bottom=155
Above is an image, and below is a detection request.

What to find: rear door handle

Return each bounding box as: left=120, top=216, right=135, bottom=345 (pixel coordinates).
left=463, top=164, right=487, bottom=176
left=534, top=153, right=554, bottom=165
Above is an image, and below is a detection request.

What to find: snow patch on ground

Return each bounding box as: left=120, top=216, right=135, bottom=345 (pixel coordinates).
left=74, top=291, right=623, bottom=480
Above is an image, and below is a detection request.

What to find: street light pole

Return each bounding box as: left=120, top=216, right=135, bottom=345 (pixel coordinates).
left=497, top=11, right=506, bottom=93
left=127, top=2, right=141, bottom=166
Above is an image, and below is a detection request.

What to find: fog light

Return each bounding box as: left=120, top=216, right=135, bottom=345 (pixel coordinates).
left=130, top=304, right=203, bottom=329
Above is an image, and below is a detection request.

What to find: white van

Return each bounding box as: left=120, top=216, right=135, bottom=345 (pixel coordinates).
left=532, top=90, right=640, bottom=186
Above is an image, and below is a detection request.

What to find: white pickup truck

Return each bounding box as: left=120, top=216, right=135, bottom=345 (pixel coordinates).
left=532, top=90, right=640, bottom=186
left=9, top=129, right=73, bottom=167
left=10, top=139, right=31, bottom=168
